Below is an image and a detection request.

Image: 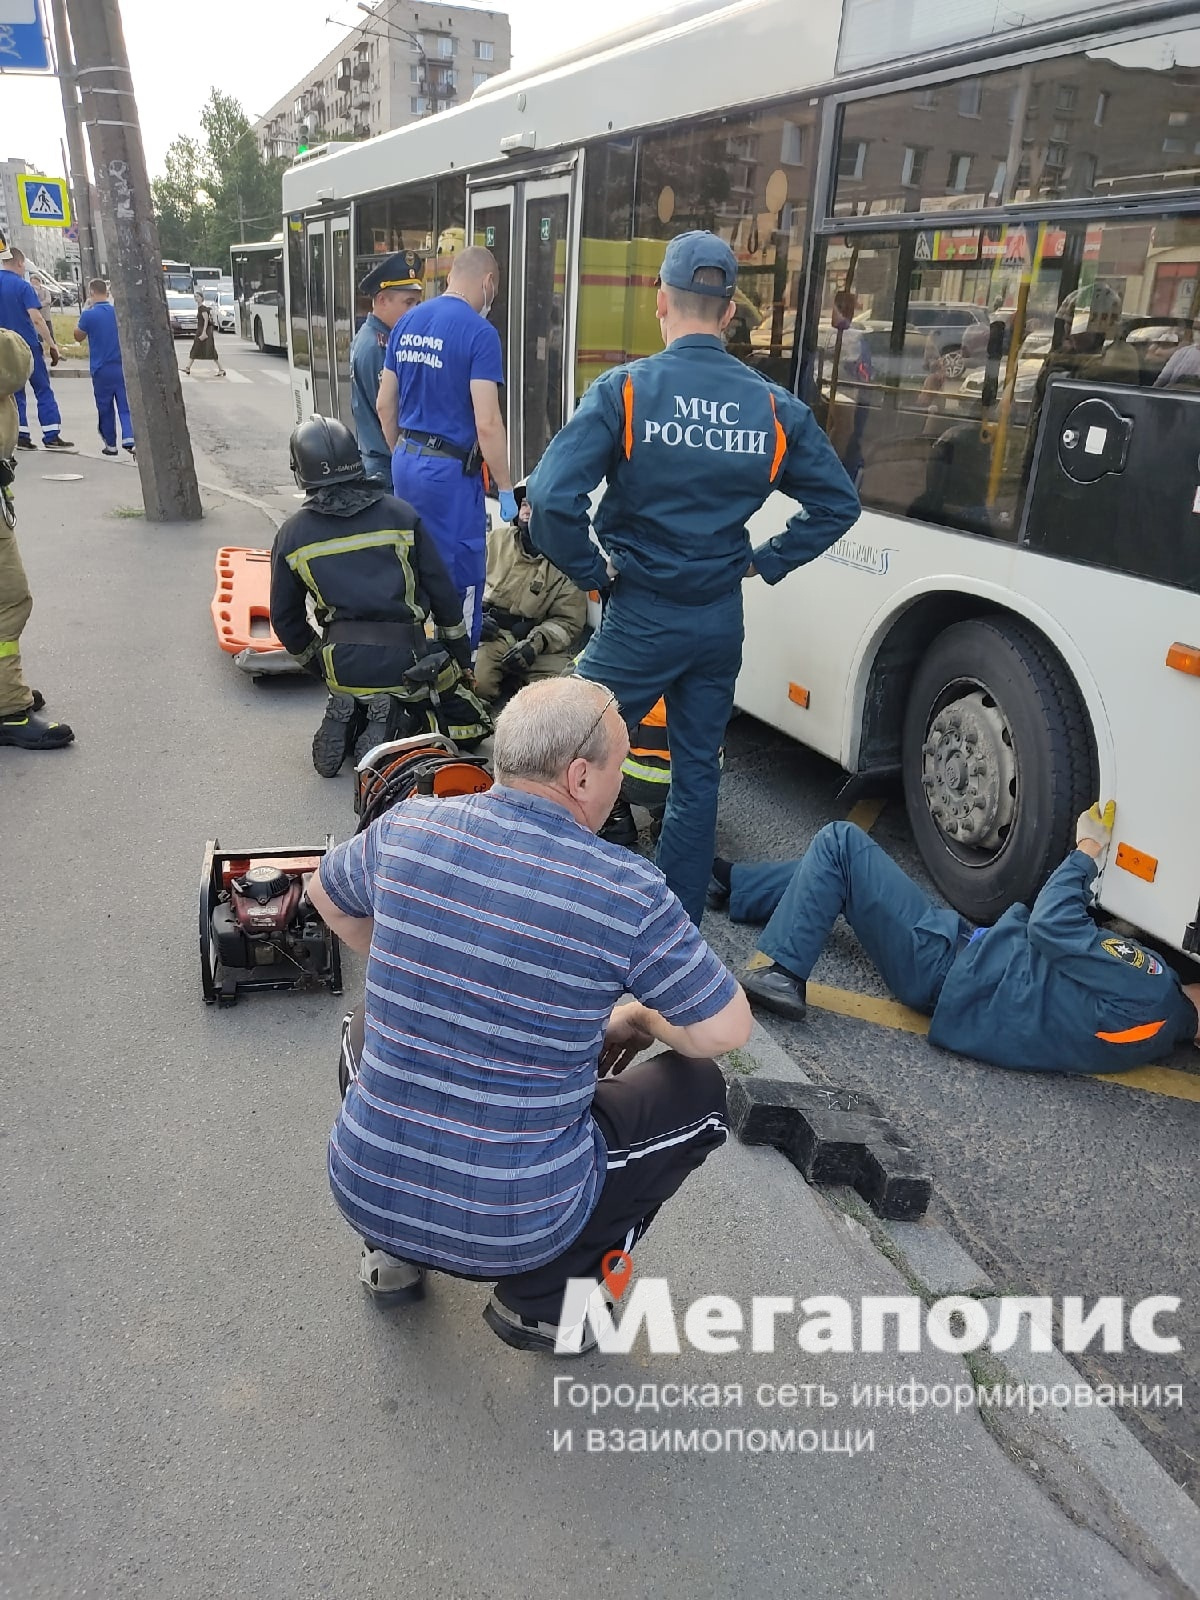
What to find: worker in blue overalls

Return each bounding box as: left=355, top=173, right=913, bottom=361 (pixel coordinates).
left=711, top=803, right=1200, bottom=1071
left=0, top=246, right=71, bottom=451
left=526, top=231, right=861, bottom=925
left=375, top=245, right=517, bottom=646
left=349, top=251, right=423, bottom=486
left=73, top=278, right=134, bottom=455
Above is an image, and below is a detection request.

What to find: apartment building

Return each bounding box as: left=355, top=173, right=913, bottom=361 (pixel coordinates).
left=254, top=3, right=511, bottom=162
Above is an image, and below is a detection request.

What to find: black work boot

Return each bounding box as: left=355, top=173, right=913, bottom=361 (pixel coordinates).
left=353, top=693, right=393, bottom=767
left=599, top=798, right=638, bottom=851
left=312, top=693, right=361, bottom=777
left=740, top=960, right=808, bottom=1022
left=0, top=705, right=74, bottom=749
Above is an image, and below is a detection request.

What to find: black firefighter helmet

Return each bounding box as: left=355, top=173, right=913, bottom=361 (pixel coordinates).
left=290, top=415, right=363, bottom=491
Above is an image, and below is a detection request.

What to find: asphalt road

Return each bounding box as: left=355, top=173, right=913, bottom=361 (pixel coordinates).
left=107, top=338, right=1200, bottom=1496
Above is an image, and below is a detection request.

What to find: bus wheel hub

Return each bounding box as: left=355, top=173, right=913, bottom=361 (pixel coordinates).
left=920, top=692, right=1016, bottom=851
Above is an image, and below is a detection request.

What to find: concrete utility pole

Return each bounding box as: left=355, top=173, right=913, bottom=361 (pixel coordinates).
left=47, top=0, right=97, bottom=285
left=64, top=0, right=202, bottom=521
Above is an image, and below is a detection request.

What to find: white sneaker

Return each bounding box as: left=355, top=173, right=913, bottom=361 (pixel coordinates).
left=359, top=1245, right=425, bottom=1305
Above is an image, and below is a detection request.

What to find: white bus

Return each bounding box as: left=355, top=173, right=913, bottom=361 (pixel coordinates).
left=280, top=0, right=1200, bottom=953
left=229, top=237, right=286, bottom=352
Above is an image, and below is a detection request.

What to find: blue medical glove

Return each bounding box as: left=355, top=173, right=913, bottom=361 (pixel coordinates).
left=499, top=489, right=519, bottom=524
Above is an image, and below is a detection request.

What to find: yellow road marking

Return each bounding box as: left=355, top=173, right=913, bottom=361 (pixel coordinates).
left=1092, top=1066, right=1200, bottom=1102
left=806, top=982, right=931, bottom=1035
left=845, top=798, right=886, bottom=834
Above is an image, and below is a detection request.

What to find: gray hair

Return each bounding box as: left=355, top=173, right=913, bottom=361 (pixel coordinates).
left=493, top=677, right=618, bottom=785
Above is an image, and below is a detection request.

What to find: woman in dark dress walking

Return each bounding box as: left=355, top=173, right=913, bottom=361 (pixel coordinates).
left=184, top=290, right=225, bottom=377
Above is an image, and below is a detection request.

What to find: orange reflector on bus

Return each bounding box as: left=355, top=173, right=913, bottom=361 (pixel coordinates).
left=1115, top=843, right=1158, bottom=883
left=788, top=682, right=811, bottom=709
left=1166, top=641, right=1200, bottom=676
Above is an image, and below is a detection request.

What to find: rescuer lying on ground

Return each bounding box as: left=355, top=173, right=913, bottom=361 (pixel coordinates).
left=710, top=802, right=1200, bottom=1073
left=307, top=676, right=752, bottom=1355
left=269, top=415, right=491, bottom=775
left=473, top=486, right=586, bottom=702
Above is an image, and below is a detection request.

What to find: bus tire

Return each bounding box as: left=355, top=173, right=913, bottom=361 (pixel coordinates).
left=253, top=318, right=264, bottom=352
left=901, top=615, right=1093, bottom=925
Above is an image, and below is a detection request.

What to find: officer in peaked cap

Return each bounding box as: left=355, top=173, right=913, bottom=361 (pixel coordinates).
left=526, top=229, right=861, bottom=926
left=350, top=250, right=424, bottom=484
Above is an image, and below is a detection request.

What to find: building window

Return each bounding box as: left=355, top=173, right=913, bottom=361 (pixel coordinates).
left=473, top=71, right=490, bottom=89
left=837, top=140, right=868, bottom=181
left=411, top=96, right=429, bottom=114
left=1054, top=83, right=1077, bottom=112
left=1168, top=110, right=1190, bottom=126
left=1094, top=90, right=1108, bottom=125
left=474, top=39, right=494, bottom=60
left=914, top=87, right=937, bottom=109
left=1044, top=141, right=1068, bottom=169
left=781, top=121, right=806, bottom=164
left=1162, top=137, right=1186, bottom=153
left=946, top=152, right=971, bottom=190
left=957, top=79, right=982, bottom=116
left=900, top=145, right=927, bottom=187
left=411, top=62, right=421, bottom=81
left=437, top=35, right=456, bottom=57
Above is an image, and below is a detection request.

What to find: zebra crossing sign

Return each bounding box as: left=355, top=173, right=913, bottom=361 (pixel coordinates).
left=16, top=173, right=70, bottom=227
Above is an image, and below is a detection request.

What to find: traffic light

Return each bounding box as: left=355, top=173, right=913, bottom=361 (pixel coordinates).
left=297, top=112, right=318, bottom=156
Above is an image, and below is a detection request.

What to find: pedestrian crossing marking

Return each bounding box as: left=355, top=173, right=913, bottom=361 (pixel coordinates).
left=16, top=173, right=70, bottom=228
left=223, top=369, right=251, bottom=384
left=262, top=367, right=292, bottom=384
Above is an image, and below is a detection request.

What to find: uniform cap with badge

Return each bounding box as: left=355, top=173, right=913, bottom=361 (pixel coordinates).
left=656, top=230, right=738, bottom=299
left=358, top=250, right=425, bottom=299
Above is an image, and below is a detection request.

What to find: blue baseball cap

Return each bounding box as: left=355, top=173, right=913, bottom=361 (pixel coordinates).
left=657, top=230, right=738, bottom=299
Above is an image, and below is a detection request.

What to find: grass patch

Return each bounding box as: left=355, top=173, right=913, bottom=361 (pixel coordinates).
left=111, top=505, right=145, bottom=519
left=722, top=1047, right=757, bottom=1077
left=49, top=312, right=86, bottom=360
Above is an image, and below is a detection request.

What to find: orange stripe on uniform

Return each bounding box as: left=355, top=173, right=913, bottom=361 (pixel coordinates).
left=768, top=393, right=787, bottom=483
left=622, top=375, right=634, bottom=460
left=1095, top=1020, right=1166, bottom=1045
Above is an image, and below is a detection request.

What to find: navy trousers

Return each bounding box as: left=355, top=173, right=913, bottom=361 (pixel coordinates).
left=390, top=448, right=486, bottom=646
left=14, top=345, right=61, bottom=441
left=731, top=821, right=972, bottom=1012
left=91, top=362, right=133, bottom=449
left=578, top=585, right=743, bottom=926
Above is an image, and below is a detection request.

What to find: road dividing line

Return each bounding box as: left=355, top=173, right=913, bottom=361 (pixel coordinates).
left=845, top=797, right=886, bottom=834
left=1093, top=1066, right=1200, bottom=1102
left=806, top=982, right=932, bottom=1035
left=261, top=366, right=292, bottom=384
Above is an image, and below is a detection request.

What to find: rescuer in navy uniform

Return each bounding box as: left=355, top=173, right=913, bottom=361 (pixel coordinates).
left=349, top=251, right=424, bottom=485
left=526, top=230, right=861, bottom=924
left=713, top=801, right=1200, bottom=1072
left=376, top=246, right=518, bottom=647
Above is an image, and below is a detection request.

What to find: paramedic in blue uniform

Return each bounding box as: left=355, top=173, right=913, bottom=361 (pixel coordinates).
left=376, top=245, right=517, bottom=646
left=349, top=251, right=423, bottom=485
left=73, top=278, right=134, bottom=455
left=526, top=230, right=861, bottom=925
left=713, top=802, right=1200, bottom=1071
left=0, top=246, right=71, bottom=450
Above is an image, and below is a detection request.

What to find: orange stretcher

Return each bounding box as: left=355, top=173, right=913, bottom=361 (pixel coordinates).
left=212, top=547, right=282, bottom=655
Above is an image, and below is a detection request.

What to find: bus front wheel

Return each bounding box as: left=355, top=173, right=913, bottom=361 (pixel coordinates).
left=901, top=616, right=1094, bottom=925
left=253, top=318, right=264, bottom=352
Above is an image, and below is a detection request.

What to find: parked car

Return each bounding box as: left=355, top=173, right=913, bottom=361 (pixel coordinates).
left=166, top=292, right=199, bottom=338
left=209, top=291, right=237, bottom=334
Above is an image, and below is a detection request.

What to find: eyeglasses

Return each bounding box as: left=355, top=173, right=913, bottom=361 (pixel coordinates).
left=570, top=691, right=617, bottom=763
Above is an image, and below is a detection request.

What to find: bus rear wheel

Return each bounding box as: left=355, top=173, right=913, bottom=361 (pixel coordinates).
left=253, top=318, right=264, bottom=352
left=901, top=615, right=1094, bottom=924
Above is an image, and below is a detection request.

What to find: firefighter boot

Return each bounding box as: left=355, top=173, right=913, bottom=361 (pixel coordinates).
left=312, top=693, right=362, bottom=778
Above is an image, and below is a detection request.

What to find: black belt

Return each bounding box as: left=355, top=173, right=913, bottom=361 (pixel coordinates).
left=397, top=428, right=470, bottom=464
left=487, top=605, right=534, bottom=634
left=324, top=619, right=422, bottom=649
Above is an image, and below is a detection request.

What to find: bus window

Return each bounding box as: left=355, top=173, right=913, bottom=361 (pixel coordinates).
left=809, top=213, right=1200, bottom=545
left=434, top=176, right=465, bottom=295
left=287, top=217, right=309, bottom=369
left=355, top=184, right=435, bottom=319
left=573, top=103, right=815, bottom=399
left=523, top=193, right=569, bottom=466
left=472, top=201, right=512, bottom=400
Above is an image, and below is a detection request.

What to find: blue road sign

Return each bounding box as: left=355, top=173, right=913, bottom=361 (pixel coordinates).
left=17, top=173, right=69, bottom=226
left=0, top=0, right=51, bottom=74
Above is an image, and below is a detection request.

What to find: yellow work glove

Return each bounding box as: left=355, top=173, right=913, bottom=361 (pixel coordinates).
left=1076, top=800, right=1116, bottom=853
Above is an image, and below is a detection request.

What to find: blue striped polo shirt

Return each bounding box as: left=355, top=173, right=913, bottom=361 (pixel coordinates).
left=319, top=786, right=738, bottom=1275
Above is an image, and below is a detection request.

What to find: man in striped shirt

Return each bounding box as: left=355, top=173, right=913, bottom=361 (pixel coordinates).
left=309, top=676, right=752, bottom=1354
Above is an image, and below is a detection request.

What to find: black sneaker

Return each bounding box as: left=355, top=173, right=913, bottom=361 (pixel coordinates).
left=741, top=961, right=808, bottom=1022
left=483, top=1292, right=599, bottom=1356
left=599, top=798, right=638, bottom=851
left=353, top=693, right=393, bottom=767
left=16, top=436, right=35, bottom=450
left=311, top=693, right=361, bottom=777
left=0, top=707, right=74, bottom=749
left=122, top=442, right=135, bottom=454
left=101, top=445, right=118, bottom=457
left=42, top=437, right=75, bottom=449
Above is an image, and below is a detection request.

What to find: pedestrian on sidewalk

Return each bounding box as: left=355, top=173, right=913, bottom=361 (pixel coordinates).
left=73, top=278, right=134, bottom=456
left=712, top=807, right=1200, bottom=1072
left=0, top=247, right=72, bottom=451
left=0, top=328, right=74, bottom=750
left=307, top=676, right=751, bottom=1353
left=183, top=290, right=225, bottom=378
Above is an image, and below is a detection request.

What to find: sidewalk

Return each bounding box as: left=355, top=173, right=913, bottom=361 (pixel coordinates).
left=1, top=457, right=1196, bottom=1600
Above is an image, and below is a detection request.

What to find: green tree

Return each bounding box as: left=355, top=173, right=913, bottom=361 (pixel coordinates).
left=151, top=90, right=288, bottom=267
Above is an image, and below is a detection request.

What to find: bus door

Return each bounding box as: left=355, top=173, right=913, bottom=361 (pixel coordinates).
left=470, top=168, right=577, bottom=480
left=304, top=212, right=353, bottom=420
